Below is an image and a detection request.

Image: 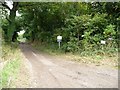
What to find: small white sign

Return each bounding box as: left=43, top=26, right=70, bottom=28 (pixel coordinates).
left=57, top=35, right=62, bottom=48
left=57, top=35, right=62, bottom=40
left=81, top=35, right=84, bottom=37
left=101, top=40, right=106, bottom=44
left=17, top=30, right=25, bottom=35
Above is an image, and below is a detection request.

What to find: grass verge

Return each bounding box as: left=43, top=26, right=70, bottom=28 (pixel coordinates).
left=0, top=42, right=28, bottom=88
left=32, top=42, right=118, bottom=69
left=0, top=59, right=21, bottom=88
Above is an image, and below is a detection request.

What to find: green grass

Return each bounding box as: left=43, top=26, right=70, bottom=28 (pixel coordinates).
left=0, top=59, right=21, bottom=88
left=32, top=42, right=66, bottom=55
left=0, top=42, right=22, bottom=88
left=32, top=42, right=118, bottom=68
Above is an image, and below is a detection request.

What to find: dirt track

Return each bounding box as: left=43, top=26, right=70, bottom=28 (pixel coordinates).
left=20, top=44, right=118, bottom=88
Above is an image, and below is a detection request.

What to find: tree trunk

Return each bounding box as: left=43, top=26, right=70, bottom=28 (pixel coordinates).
left=6, top=2, right=18, bottom=42
left=7, top=11, right=15, bottom=41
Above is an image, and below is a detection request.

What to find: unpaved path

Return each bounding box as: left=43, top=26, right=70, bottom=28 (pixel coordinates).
left=20, top=44, right=118, bottom=88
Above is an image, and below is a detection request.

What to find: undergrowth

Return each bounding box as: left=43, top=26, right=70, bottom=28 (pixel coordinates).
left=32, top=42, right=118, bottom=68
left=0, top=42, right=22, bottom=88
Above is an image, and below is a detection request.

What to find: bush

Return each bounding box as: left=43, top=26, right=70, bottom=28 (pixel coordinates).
left=60, top=13, right=117, bottom=55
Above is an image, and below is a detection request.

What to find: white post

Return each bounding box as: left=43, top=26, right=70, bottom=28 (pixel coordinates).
left=59, top=41, right=61, bottom=49
left=57, top=35, right=62, bottom=49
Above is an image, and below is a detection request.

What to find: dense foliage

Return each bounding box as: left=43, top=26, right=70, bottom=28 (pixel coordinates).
left=1, top=2, right=120, bottom=55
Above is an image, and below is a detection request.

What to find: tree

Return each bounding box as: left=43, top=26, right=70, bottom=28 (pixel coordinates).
left=0, top=1, right=19, bottom=41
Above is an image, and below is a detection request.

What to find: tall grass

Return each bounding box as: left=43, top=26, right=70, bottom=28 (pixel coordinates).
left=0, top=42, right=22, bottom=88
left=32, top=41, right=118, bottom=68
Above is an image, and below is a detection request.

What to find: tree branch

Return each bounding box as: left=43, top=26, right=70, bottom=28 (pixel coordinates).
left=12, top=2, right=19, bottom=11
left=0, top=1, right=11, bottom=11
left=6, top=15, right=11, bottom=23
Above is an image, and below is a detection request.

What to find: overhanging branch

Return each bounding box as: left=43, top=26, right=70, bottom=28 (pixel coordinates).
left=12, top=2, right=19, bottom=11
left=0, top=1, right=11, bottom=11
left=6, top=15, right=11, bottom=23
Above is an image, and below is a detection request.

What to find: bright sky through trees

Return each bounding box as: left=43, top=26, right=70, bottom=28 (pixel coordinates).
left=5, top=0, right=21, bottom=16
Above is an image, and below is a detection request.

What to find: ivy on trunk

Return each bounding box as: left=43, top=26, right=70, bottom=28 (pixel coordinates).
left=1, top=1, right=19, bottom=41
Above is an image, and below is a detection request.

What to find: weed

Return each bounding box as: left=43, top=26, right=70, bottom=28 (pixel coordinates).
left=0, top=42, right=22, bottom=88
